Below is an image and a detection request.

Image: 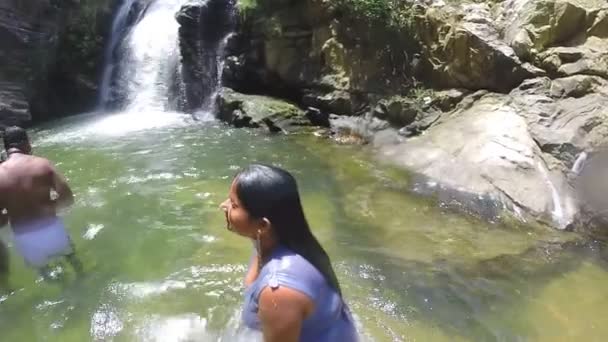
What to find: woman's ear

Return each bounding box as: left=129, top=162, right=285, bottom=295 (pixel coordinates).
left=260, top=217, right=272, bottom=232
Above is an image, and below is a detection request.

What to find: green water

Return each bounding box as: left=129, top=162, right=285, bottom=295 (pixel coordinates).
left=1, top=112, right=607, bottom=341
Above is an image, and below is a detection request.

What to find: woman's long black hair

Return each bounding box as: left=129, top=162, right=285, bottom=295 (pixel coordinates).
left=234, top=163, right=342, bottom=295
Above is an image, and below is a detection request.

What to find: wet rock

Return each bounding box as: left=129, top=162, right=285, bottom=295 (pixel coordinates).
left=0, top=83, right=30, bottom=128
left=428, top=89, right=468, bottom=112
left=305, top=107, right=330, bottom=128
left=176, top=0, right=236, bottom=111
left=302, top=89, right=355, bottom=116
left=378, top=93, right=578, bottom=227
left=216, top=87, right=309, bottom=132
left=329, top=114, right=390, bottom=145
left=373, top=96, right=420, bottom=127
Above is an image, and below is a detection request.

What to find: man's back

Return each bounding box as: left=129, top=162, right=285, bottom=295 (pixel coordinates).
left=0, top=154, right=57, bottom=229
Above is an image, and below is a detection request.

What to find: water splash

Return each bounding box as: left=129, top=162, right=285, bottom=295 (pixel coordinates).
left=537, top=161, right=567, bottom=228
left=98, top=0, right=235, bottom=114
left=572, top=151, right=588, bottom=175
left=120, top=0, right=187, bottom=112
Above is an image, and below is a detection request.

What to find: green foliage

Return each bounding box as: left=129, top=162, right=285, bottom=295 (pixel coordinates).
left=237, top=0, right=258, bottom=10
left=335, top=0, right=416, bottom=29
left=237, top=0, right=258, bottom=19
left=58, top=2, right=106, bottom=75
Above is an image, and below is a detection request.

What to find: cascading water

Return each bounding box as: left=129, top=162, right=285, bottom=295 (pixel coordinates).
left=97, top=0, right=138, bottom=109
left=98, top=0, right=235, bottom=114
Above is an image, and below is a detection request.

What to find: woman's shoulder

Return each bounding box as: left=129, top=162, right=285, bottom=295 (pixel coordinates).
left=269, top=247, right=323, bottom=277
left=261, top=247, right=327, bottom=299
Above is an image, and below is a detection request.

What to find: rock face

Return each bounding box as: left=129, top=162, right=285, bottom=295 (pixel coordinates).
left=415, top=3, right=543, bottom=91
left=176, top=0, right=236, bottom=112
left=224, top=0, right=419, bottom=116
left=0, top=0, right=114, bottom=128
left=511, top=76, right=608, bottom=164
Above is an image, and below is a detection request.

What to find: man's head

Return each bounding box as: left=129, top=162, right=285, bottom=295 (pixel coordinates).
left=3, top=126, right=31, bottom=154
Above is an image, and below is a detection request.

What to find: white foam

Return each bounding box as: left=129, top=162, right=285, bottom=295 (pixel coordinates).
left=537, top=161, right=567, bottom=228
left=572, top=151, right=588, bottom=175
left=83, top=224, right=105, bottom=240
left=91, top=305, right=124, bottom=340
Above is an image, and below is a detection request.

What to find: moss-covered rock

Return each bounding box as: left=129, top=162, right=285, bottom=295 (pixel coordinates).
left=216, top=87, right=310, bottom=132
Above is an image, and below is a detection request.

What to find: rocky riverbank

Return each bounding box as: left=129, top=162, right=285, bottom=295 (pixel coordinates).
left=217, top=0, right=608, bottom=231
left=2, top=0, right=607, bottom=232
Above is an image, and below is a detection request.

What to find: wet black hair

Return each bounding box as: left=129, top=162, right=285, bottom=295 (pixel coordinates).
left=3, top=126, right=29, bottom=151
left=234, top=163, right=342, bottom=295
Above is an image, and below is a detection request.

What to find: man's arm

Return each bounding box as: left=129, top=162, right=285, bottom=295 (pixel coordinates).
left=47, top=162, right=74, bottom=209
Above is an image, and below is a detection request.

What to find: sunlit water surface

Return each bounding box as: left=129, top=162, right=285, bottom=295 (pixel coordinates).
left=1, top=112, right=607, bottom=341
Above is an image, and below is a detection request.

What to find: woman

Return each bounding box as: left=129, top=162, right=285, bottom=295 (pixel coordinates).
left=220, top=164, right=358, bottom=342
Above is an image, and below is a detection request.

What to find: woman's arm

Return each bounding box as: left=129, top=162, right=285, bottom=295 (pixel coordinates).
left=258, top=286, right=314, bottom=342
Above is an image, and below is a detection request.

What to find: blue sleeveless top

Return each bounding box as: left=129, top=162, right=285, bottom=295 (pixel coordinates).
left=242, top=246, right=358, bottom=341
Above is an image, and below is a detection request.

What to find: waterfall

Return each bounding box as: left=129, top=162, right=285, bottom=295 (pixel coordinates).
left=537, top=161, right=567, bottom=228
left=97, top=0, right=236, bottom=114
left=98, top=0, right=138, bottom=109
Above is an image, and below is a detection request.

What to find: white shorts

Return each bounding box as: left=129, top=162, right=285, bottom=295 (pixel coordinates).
left=13, top=217, right=73, bottom=268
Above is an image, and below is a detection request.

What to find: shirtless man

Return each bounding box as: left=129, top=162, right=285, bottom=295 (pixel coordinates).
left=0, top=126, right=81, bottom=276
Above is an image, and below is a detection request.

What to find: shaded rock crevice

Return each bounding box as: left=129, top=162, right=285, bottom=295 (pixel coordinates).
left=176, top=0, right=236, bottom=112
left=0, top=0, right=117, bottom=127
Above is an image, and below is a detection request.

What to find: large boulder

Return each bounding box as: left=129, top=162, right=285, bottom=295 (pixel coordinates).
left=415, top=3, right=543, bottom=92
left=216, top=87, right=310, bottom=132
left=510, top=76, right=608, bottom=164
left=501, top=0, right=588, bottom=59
left=538, top=36, right=608, bottom=78
left=499, top=0, right=608, bottom=78
left=377, top=93, right=577, bottom=227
